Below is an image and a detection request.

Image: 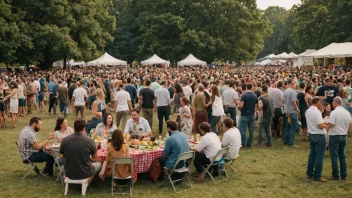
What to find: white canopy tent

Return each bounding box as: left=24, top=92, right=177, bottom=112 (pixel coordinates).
left=87, top=52, right=127, bottom=67
left=287, top=52, right=297, bottom=58
left=257, top=54, right=276, bottom=62
left=71, top=61, right=86, bottom=66
left=293, top=49, right=316, bottom=68
left=141, top=54, right=170, bottom=66
left=273, top=52, right=289, bottom=59
left=177, top=54, right=207, bottom=66
left=306, top=43, right=352, bottom=58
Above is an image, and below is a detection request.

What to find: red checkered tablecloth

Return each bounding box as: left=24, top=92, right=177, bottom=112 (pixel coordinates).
left=97, top=148, right=164, bottom=174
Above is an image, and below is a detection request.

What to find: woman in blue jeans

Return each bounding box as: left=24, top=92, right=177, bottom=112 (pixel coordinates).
left=208, top=86, right=225, bottom=134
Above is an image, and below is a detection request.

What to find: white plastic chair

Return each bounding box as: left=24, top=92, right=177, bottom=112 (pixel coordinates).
left=64, top=177, right=89, bottom=196
left=201, top=147, right=229, bottom=184
left=163, top=151, right=195, bottom=193
left=16, top=141, right=43, bottom=178
left=52, top=150, right=65, bottom=184
left=111, top=157, right=134, bottom=196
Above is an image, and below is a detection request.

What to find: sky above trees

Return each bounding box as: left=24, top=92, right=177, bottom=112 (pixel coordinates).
left=257, top=0, right=300, bottom=10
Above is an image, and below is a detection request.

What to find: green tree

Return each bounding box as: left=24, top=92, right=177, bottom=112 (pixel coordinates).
left=0, top=0, right=31, bottom=67
left=9, top=0, right=115, bottom=69
left=257, top=6, right=295, bottom=58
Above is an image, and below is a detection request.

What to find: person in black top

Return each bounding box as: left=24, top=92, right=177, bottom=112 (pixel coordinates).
left=297, top=82, right=308, bottom=141
left=316, top=77, right=339, bottom=107
left=68, top=80, right=77, bottom=105
left=139, top=79, right=155, bottom=128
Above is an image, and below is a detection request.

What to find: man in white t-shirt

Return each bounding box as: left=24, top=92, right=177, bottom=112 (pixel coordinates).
left=194, top=122, right=222, bottom=181
left=327, top=97, right=351, bottom=180
left=182, top=79, right=193, bottom=101
left=114, top=83, right=132, bottom=131
left=33, top=78, right=40, bottom=111
left=305, top=97, right=329, bottom=182
left=17, top=79, right=26, bottom=117
left=221, top=118, right=241, bottom=160
left=72, top=81, right=88, bottom=119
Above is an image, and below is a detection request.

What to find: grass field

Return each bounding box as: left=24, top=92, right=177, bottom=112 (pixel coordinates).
left=0, top=107, right=352, bottom=198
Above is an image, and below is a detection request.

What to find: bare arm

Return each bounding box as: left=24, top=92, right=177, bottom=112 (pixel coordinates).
left=237, top=101, right=244, bottom=110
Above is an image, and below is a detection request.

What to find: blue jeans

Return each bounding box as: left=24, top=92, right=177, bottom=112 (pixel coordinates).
left=283, top=112, right=298, bottom=146
left=258, top=117, right=272, bottom=146
left=59, top=102, right=67, bottom=117
left=225, top=107, right=237, bottom=127
left=329, top=135, right=347, bottom=179
left=307, top=134, right=326, bottom=180
left=210, top=116, right=221, bottom=134
left=239, top=115, right=255, bottom=147
left=48, top=96, right=57, bottom=114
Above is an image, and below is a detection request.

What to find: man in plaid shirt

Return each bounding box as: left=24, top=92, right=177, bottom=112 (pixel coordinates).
left=19, top=117, right=55, bottom=176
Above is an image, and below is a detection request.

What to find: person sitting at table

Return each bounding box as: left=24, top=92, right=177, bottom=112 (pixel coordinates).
left=193, top=122, right=222, bottom=181
left=59, top=119, right=102, bottom=184
left=158, top=120, right=189, bottom=179
left=19, top=117, right=55, bottom=176
left=221, top=118, right=241, bottom=160
left=54, top=117, right=73, bottom=143
left=95, top=113, right=117, bottom=139
left=124, top=108, right=152, bottom=141
left=98, top=129, right=131, bottom=181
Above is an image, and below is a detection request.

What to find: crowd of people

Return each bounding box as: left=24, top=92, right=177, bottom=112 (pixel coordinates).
left=13, top=64, right=351, bottom=187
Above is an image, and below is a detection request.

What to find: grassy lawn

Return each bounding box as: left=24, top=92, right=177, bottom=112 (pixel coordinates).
left=0, top=107, right=351, bottom=198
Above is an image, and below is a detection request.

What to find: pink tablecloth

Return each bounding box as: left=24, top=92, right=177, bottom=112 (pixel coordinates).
left=97, top=147, right=164, bottom=174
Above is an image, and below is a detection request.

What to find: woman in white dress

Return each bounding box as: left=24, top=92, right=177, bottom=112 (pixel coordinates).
left=3, top=81, right=18, bottom=128
left=207, top=85, right=225, bottom=134
left=178, top=97, right=193, bottom=136
left=54, top=118, right=73, bottom=143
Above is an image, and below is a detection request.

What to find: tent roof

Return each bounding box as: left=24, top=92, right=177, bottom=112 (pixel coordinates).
left=177, top=54, right=207, bottom=66
left=141, top=54, right=170, bottom=65
left=273, top=52, right=289, bottom=59
left=287, top=52, right=297, bottom=58
left=296, top=49, right=316, bottom=57
left=87, top=52, right=127, bottom=66
left=307, top=43, right=352, bottom=58
left=257, top=54, right=276, bottom=61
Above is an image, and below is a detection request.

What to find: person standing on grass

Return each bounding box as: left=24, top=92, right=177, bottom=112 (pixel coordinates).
left=283, top=78, right=299, bottom=147
left=257, top=84, right=273, bottom=147
left=125, top=77, right=137, bottom=109
left=326, top=97, right=350, bottom=180
left=270, top=81, right=284, bottom=138
left=72, top=81, right=88, bottom=119
left=222, top=81, right=239, bottom=127
left=59, top=119, right=102, bottom=184
left=48, top=77, right=58, bottom=115
left=57, top=80, right=68, bottom=118
left=139, top=79, right=155, bottom=129
left=154, top=81, right=170, bottom=135
left=3, top=81, right=18, bottom=128
left=114, top=83, right=132, bottom=131
left=17, top=79, right=26, bottom=118
left=0, top=83, right=6, bottom=127
left=305, top=96, right=328, bottom=182
left=237, top=83, right=258, bottom=148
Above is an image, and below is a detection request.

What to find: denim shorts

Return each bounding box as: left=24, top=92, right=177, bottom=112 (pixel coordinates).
left=18, top=98, right=26, bottom=107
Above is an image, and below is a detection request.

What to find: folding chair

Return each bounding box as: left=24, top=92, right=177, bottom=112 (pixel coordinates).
left=163, top=151, right=195, bottom=193
left=52, top=150, right=65, bottom=184
left=201, top=147, right=229, bottom=184
left=227, top=155, right=239, bottom=174
left=15, top=141, right=43, bottom=179
left=111, top=157, right=134, bottom=196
